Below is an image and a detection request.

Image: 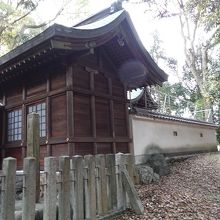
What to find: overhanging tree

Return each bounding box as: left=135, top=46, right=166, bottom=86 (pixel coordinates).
left=126, top=0, right=220, bottom=122
left=0, top=0, right=75, bottom=55
left=148, top=31, right=197, bottom=117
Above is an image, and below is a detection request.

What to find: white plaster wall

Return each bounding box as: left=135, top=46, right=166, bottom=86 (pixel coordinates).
left=131, top=115, right=217, bottom=163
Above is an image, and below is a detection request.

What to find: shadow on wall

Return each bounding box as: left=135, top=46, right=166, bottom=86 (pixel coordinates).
left=136, top=144, right=169, bottom=176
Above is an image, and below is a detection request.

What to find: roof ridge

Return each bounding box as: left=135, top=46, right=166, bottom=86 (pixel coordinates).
left=73, top=1, right=123, bottom=27
left=133, top=107, right=218, bottom=127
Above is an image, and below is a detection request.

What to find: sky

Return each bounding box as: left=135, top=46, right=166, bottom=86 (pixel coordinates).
left=33, top=0, right=185, bottom=84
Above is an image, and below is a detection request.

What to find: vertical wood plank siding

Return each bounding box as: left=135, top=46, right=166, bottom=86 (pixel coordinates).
left=66, top=65, right=74, bottom=156
left=0, top=52, right=130, bottom=168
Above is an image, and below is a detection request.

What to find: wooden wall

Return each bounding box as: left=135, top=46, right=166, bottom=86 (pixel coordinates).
left=0, top=107, right=4, bottom=165
left=0, top=51, right=131, bottom=169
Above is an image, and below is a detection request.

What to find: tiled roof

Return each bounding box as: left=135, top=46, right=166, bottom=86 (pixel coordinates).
left=132, top=107, right=218, bottom=128
left=0, top=6, right=167, bottom=87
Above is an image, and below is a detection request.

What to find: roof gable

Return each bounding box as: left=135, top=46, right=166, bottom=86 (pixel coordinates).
left=0, top=8, right=167, bottom=88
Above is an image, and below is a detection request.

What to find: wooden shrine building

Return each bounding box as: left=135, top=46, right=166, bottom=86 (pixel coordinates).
left=0, top=5, right=167, bottom=167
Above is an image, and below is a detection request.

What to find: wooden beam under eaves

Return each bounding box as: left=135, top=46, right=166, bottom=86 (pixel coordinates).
left=50, top=40, right=76, bottom=50
left=99, top=47, right=118, bottom=75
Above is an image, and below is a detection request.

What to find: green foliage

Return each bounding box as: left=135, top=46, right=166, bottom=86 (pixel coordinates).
left=130, top=0, right=220, bottom=124
left=187, top=0, right=220, bottom=32
left=149, top=31, right=178, bottom=76
left=0, top=0, right=44, bottom=54
left=0, top=0, right=91, bottom=55
left=156, top=82, right=193, bottom=116
left=148, top=32, right=194, bottom=116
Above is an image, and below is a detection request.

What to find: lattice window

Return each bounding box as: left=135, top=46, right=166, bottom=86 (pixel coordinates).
left=8, top=109, right=22, bottom=141
left=28, top=102, right=46, bottom=137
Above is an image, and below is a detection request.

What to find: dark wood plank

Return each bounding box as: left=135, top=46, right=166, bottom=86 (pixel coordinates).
left=52, top=144, right=68, bottom=157
left=1, top=53, right=131, bottom=160
left=66, top=65, right=74, bottom=156
left=4, top=86, right=127, bottom=110
left=114, top=101, right=127, bottom=137
left=95, top=98, right=111, bottom=137
left=1, top=95, right=6, bottom=163
left=90, top=72, right=97, bottom=154
left=50, top=70, right=66, bottom=91
left=26, top=72, right=47, bottom=97
left=94, top=72, right=109, bottom=94
left=73, top=66, right=90, bottom=90
left=6, top=87, right=22, bottom=106
left=46, top=75, right=51, bottom=156
left=75, top=142, right=94, bottom=155
left=51, top=95, right=67, bottom=137
left=22, top=84, right=26, bottom=159
left=5, top=148, right=22, bottom=169
left=73, top=94, right=92, bottom=136
left=1, top=94, right=6, bottom=147
left=97, top=143, right=113, bottom=154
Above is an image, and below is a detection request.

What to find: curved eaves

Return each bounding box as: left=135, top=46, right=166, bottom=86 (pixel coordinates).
left=0, top=8, right=168, bottom=86
left=68, top=10, right=168, bottom=85
left=55, top=10, right=127, bottom=39
left=69, top=9, right=168, bottom=84
left=119, top=12, right=168, bottom=84
left=0, top=10, right=127, bottom=67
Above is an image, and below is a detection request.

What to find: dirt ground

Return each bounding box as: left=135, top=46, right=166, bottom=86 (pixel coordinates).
left=117, top=153, right=220, bottom=220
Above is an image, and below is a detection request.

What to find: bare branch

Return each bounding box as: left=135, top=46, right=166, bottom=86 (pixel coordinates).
left=201, top=45, right=208, bottom=82
left=191, top=11, right=200, bottom=46
left=10, top=0, right=41, bottom=25
left=25, top=0, right=72, bottom=29
left=178, top=13, right=188, bottom=60
left=16, top=0, right=24, bottom=10
left=0, top=0, right=41, bottom=36
left=207, top=27, right=220, bottom=49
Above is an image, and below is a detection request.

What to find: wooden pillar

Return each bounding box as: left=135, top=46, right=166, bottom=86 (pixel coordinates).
left=1, top=110, right=6, bottom=160
left=46, top=75, right=52, bottom=156
left=108, top=79, right=116, bottom=153
left=1, top=94, right=6, bottom=160
left=66, top=65, right=74, bottom=156
left=124, top=87, right=132, bottom=154
left=22, top=84, right=26, bottom=159
left=90, top=72, right=97, bottom=154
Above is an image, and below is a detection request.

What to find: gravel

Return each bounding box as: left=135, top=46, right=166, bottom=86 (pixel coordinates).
left=117, top=153, right=220, bottom=220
